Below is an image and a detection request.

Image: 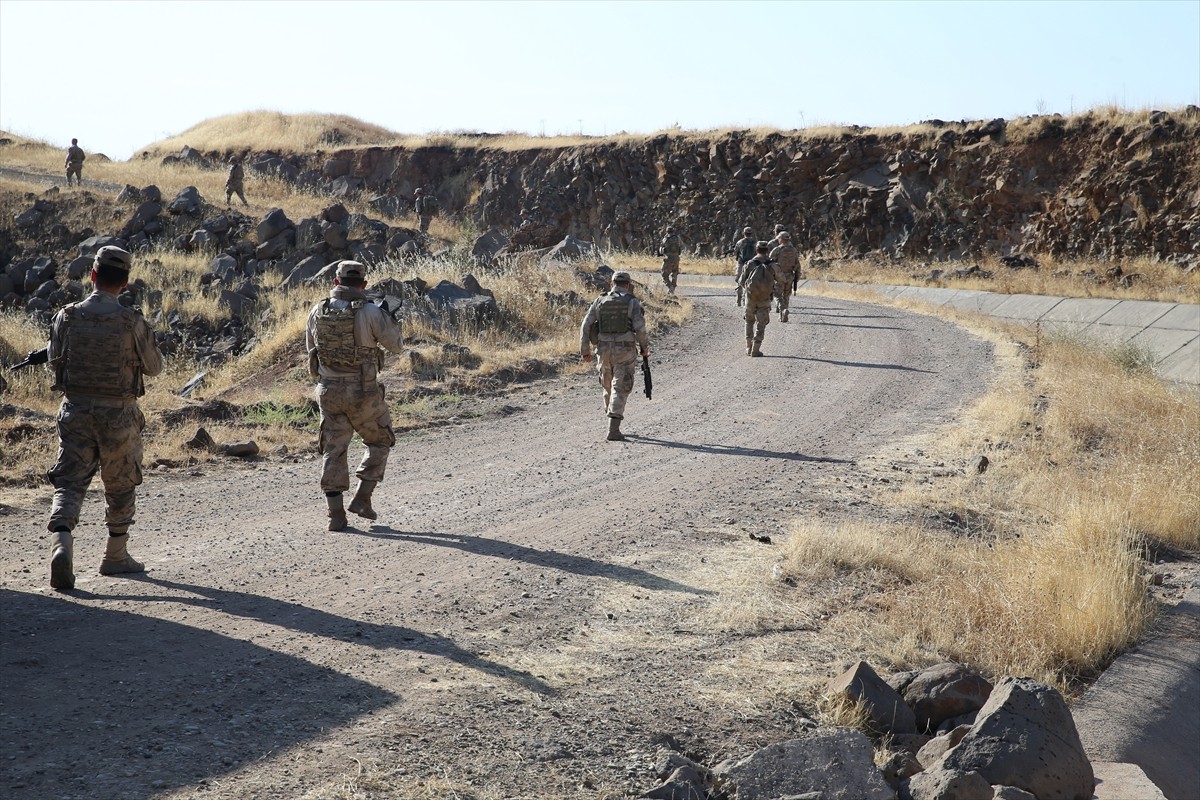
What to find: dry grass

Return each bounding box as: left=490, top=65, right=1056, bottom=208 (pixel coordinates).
left=137, top=112, right=402, bottom=157
left=773, top=295, right=1197, bottom=688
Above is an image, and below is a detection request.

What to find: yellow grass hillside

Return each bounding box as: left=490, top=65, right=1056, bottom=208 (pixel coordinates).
left=136, top=111, right=403, bottom=157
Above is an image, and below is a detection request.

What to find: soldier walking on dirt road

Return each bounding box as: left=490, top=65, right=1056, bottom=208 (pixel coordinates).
left=45, top=245, right=163, bottom=590
left=306, top=260, right=406, bottom=531
left=580, top=271, right=651, bottom=442
left=737, top=242, right=778, bottom=357
left=659, top=226, right=683, bottom=295
left=64, top=138, right=85, bottom=186
left=769, top=231, right=801, bottom=322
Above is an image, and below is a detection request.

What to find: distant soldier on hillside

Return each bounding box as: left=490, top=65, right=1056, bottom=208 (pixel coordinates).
left=414, top=188, right=439, bottom=233
left=659, top=226, right=683, bottom=295
left=64, top=138, right=85, bottom=186
left=225, top=156, right=248, bottom=207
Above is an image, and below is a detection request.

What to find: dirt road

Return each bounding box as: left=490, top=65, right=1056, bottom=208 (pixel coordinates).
left=0, top=288, right=994, bottom=799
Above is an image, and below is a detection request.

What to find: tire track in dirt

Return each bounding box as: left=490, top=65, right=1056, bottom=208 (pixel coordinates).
left=0, top=288, right=994, bottom=799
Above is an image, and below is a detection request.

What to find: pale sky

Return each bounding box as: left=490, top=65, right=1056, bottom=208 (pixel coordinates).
left=1, top=0, right=1197, bottom=160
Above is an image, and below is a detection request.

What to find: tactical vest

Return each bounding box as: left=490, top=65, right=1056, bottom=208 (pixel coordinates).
left=56, top=306, right=140, bottom=398
left=315, top=299, right=374, bottom=369
left=596, top=292, right=635, bottom=335
left=662, top=235, right=682, bottom=255
left=772, top=245, right=799, bottom=270
left=744, top=260, right=775, bottom=303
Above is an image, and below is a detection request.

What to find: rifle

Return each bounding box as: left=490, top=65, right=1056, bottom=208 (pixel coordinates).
left=641, top=354, right=653, bottom=400
left=793, top=271, right=799, bottom=291
left=736, top=286, right=744, bottom=307
left=9, top=347, right=48, bottom=371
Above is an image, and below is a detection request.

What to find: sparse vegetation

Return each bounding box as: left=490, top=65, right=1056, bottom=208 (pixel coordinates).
left=775, top=297, right=1198, bottom=689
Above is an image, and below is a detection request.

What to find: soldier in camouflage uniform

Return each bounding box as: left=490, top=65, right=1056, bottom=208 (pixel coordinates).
left=305, top=260, right=406, bottom=531
left=769, top=231, right=801, bottom=322
left=659, top=226, right=683, bottom=295
left=225, top=156, right=248, bottom=206
left=64, top=138, right=85, bottom=186
left=45, top=245, right=163, bottom=590
left=736, top=242, right=778, bottom=357
left=579, top=271, right=651, bottom=442
left=733, top=227, right=757, bottom=280
left=414, top=188, right=437, bottom=233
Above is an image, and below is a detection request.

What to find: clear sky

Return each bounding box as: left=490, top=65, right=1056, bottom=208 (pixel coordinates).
left=1, top=0, right=1197, bottom=160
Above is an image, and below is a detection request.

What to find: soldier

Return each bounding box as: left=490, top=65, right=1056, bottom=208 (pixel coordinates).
left=518, top=208, right=534, bottom=229
left=733, top=227, right=757, bottom=279
left=767, top=223, right=787, bottom=249
left=579, top=271, right=651, bottom=442
left=769, top=231, right=801, bottom=322
left=305, top=260, right=405, bottom=531
left=44, top=245, right=163, bottom=590
left=64, top=138, right=85, bottom=186
left=414, top=188, right=438, bottom=233
left=736, top=242, right=778, bottom=357
left=225, top=156, right=248, bottom=206
left=659, top=226, right=683, bottom=295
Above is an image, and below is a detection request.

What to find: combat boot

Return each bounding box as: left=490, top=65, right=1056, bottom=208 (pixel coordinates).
left=347, top=479, right=378, bottom=521
left=781, top=308, right=789, bottom=323
left=751, top=341, right=764, bottom=357
left=326, top=492, right=347, bottom=532
left=606, top=416, right=626, bottom=442
left=99, top=533, right=144, bottom=576
left=746, top=338, right=754, bottom=356
left=50, top=529, right=74, bottom=591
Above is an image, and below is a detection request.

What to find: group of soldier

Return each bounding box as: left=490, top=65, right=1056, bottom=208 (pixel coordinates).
left=36, top=140, right=798, bottom=588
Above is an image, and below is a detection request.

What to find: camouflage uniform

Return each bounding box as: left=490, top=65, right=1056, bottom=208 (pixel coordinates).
left=766, top=225, right=786, bottom=249
left=733, top=235, right=757, bottom=278
left=659, top=231, right=683, bottom=294
left=414, top=190, right=435, bottom=233
left=579, top=273, right=650, bottom=441
left=45, top=246, right=163, bottom=589
left=305, top=266, right=405, bottom=528
left=737, top=250, right=778, bottom=356
left=769, top=239, right=800, bottom=321
left=64, top=141, right=85, bottom=186
left=225, top=158, right=248, bottom=206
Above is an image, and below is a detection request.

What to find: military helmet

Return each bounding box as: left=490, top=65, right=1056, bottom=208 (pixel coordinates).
left=94, top=245, right=132, bottom=271
left=755, top=241, right=770, bottom=252
left=779, top=231, right=791, bottom=240
left=743, top=226, right=753, bottom=234
left=612, top=271, right=632, bottom=284
left=774, top=224, right=785, bottom=233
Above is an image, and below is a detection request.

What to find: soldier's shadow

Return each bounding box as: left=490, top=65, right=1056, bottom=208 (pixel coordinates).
left=623, top=435, right=851, bottom=464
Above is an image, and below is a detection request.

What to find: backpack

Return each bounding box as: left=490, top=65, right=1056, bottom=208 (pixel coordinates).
left=743, top=260, right=775, bottom=303
left=595, top=292, right=634, bottom=335
left=422, top=194, right=440, bottom=216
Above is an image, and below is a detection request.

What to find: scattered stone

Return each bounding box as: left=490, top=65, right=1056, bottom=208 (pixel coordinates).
left=827, top=660, right=918, bottom=736
left=901, top=662, right=993, bottom=733
left=712, top=728, right=894, bottom=800
left=219, top=440, right=259, bottom=458
left=178, top=371, right=207, bottom=398
left=185, top=427, right=216, bottom=451
left=971, top=455, right=989, bottom=474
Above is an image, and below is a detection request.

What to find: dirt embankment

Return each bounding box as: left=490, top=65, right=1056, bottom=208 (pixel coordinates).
left=175, top=109, right=1200, bottom=262
left=2, top=288, right=995, bottom=799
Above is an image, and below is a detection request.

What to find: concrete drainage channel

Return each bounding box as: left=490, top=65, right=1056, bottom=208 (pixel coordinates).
left=643, top=274, right=1199, bottom=798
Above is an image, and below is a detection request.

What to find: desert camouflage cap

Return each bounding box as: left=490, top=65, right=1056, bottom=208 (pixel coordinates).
left=94, top=245, right=132, bottom=271
left=774, top=224, right=785, bottom=232
left=335, top=260, right=367, bottom=280
left=743, top=227, right=753, bottom=234
left=756, top=241, right=770, bottom=251
left=612, top=270, right=632, bottom=283
left=779, top=231, right=791, bottom=240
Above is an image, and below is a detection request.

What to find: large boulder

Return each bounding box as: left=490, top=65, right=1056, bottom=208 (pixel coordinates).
left=827, top=661, right=918, bottom=735
left=77, top=235, right=125, bottom=258
left=166, top=186, right=203, bottom=215
left=257, top=208, right=293, bottom=242
left=940, top=677, right=1094, bottom=800
left=712, top=728, right=895, bottom=800
left=255, top=228, right=295, bottom=260
left=901, top=663, right=993, bottom=733
left=425, top=280, right=500, bottom=325
left=472, top=228, right=509, bottom=263
left=541, top=234, right=597, bottom=266
left=283, top=255, right=329, bottom=288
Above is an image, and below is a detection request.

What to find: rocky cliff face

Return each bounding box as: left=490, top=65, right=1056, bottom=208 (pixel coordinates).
left=218, top=109, right=1199, bottom=263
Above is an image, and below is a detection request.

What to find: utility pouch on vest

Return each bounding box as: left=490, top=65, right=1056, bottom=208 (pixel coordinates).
left=596, top=293, right=634, bottom=335
left=56, top=306, right=138, bottom=398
